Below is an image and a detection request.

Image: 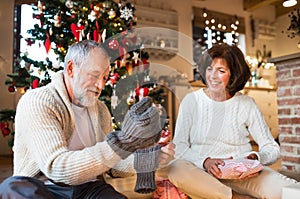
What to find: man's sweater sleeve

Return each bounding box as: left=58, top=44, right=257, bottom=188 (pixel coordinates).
left=15, top=89, right=122, bottom=185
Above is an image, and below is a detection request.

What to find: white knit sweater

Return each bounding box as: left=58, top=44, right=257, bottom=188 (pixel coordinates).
left=173, top=88, right=280, bottom=170
left=13, top=72, right=134, bottom=185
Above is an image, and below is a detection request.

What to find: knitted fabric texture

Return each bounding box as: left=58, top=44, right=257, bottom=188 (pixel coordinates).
left=134, top=145, right=162, bottom=193
left=12, top=72, right=124, bottom=185
left=173, top=88, right=280, bottom=170
left=106, top=97, right=162, bottom=159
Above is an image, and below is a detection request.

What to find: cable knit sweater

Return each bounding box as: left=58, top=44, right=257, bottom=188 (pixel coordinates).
left=13, top=71, right=134, bottom=185
left=173, top=88, right=280, bottom=170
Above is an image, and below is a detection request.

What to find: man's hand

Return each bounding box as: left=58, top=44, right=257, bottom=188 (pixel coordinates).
left=106, top=97, right=162, bottom=159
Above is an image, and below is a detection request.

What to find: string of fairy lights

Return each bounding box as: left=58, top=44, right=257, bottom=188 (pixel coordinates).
left=201, top=8, right=240, bottom=46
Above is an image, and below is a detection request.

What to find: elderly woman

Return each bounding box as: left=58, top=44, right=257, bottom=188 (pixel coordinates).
left=168, top=43, right=298, bottom=199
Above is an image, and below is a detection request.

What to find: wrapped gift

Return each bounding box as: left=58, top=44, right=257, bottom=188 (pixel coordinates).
left=153, top=179, right=188, bottom=199
left=218, top=158, right=264, bottom=179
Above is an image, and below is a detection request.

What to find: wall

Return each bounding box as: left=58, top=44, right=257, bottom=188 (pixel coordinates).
left=270, top=53, right=300, bottom=173
left=144, top=0, right=300, bottom=81
left=0, top=0, right=16, bottom=155
left=191, top=0, right=300, bottom=58
left=273, top=14, right=300, bottom=57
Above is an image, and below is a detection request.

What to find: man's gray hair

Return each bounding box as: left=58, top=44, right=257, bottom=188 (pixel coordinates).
left=64, top=40, right=110, bottom=71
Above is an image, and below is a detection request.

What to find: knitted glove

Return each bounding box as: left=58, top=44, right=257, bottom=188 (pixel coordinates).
left=106, top=97, right=162, bottom=159
left=134, top=145, right=162, bottom=194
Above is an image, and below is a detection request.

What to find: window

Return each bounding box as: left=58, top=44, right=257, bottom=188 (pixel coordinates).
left=192, top=7, right=246, bottom=52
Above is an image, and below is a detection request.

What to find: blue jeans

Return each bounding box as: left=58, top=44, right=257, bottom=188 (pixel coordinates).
left=0, top=176, right=127, bottom=199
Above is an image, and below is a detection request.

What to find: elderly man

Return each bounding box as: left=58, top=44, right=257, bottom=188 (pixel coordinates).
left=0, top=40, right=175, bottom=199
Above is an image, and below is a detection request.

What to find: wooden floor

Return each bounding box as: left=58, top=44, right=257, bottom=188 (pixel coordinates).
left=0, top=155, right=285, bottom=183
left=1, top=155, right=299, bottom=198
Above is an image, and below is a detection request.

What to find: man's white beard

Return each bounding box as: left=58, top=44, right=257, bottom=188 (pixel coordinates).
left=72, top=77, right=97, bottom=107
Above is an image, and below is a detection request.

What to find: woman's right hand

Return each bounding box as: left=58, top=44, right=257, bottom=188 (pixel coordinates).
left=203, top=157, right=232, bottom=178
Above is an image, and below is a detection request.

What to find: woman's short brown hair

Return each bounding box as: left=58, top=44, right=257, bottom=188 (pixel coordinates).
left=197, top=43, right=251, bottom=96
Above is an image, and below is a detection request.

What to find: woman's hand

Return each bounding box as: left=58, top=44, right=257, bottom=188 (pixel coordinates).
left=203, top=157, right=228, bottom=178
left=240, top=153, right=260, bottom=180
left=159, top=142, right=176, bottom=166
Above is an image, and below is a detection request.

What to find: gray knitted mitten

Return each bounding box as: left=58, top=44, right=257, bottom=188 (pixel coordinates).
left=106, top=97, right=162, bottom=159
left=134, top=145, right=162, bottom=194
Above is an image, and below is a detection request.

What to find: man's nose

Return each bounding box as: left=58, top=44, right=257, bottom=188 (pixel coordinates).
left=95, top=78, right=104, bottom=90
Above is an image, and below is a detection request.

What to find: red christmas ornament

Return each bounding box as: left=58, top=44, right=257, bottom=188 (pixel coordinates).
left=93, top=30, right=100, bottom=42
left=142, top=58, right=150, bottom=70
left=132, top=59, right=139, bottom=67
left=32, top=79, right=39, bottom=89
left=109, top=73, right=119, bottom=85
left=136, top=87, right=149, bottom=100
left=158, top=129, right=171, bottom=146
left=44, top=33, right=51, bottom=53
left=0, top=122, right=8, bottom=130
left=24, top=86, right=30, bottom=92
left=109, top=39, right=119, bottom=50
left=1, top=127, right=11, bottom=137
left=8, top=85, right=16, bottom=93
left=70, top=23, right=84, bottom=42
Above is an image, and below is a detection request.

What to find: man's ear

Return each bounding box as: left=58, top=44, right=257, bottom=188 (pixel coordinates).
left=66, top=60, right=74, bottom=77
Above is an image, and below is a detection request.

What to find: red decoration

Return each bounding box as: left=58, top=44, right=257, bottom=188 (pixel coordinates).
left=8, top=85, right=16, bottom=93
left=132, top=59, right=139, bottom=67
left=93, top=30, right=100, bottom=42
left=24, top=86, right=30, bottom=92
left=158, top=129, right=171, bottom=146
left=136, top=87, right=149, bottom=100
left=71, top=23, right=84, bottom=42
left=1, top=128, right=11, bottom=137
left=44, top=33, right=51, bottom=53
left=109, top=39, right=119, bottom=50
left=32, top=79, right=39, bottom=89
left=0, top=122, right=8, bottom=129
left=109, top=73, right=119, bottom=85
left=0, top=122, right=10, bottom=137
left=142, top=58, right=150, bottom=70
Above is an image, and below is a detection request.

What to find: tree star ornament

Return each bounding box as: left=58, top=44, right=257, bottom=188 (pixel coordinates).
left=132, top=52, right=139, bottom=65
left=120, top=6, right=133, bottom=21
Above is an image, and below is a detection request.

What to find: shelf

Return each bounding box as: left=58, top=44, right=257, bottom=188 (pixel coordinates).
left=134, top=5, right=178, bottom=30
left=136, top=20, right=178, bottom=30
left=135, top=5, right=178, bottom=25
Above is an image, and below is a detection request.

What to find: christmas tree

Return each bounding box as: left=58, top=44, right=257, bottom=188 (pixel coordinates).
left=1, top=0, right=171, bottom=146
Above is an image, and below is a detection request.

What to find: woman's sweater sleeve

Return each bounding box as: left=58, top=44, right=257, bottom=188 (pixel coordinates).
left=246, top=98, right=280, bottom=165
left=173, top=93, right=206, bottom=169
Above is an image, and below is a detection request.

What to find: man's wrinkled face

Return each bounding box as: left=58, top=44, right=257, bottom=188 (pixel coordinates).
left=72, top=49, right=110, bottom=107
